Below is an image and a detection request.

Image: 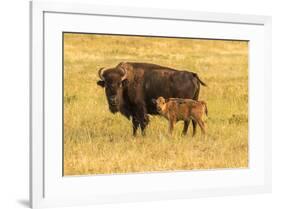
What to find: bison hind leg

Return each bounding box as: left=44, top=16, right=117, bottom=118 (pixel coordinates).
left=182, top=120, right=190, bottom=136
left=182, top=120, right=197, bottom=137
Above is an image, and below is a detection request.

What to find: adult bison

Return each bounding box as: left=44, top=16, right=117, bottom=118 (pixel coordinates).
left=97, top=62, right=206, bottom=136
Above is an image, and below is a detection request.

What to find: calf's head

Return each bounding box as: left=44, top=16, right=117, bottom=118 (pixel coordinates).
left=97, top=67, right=128, bottom=113
left=152, top=97, right=166, bottom=113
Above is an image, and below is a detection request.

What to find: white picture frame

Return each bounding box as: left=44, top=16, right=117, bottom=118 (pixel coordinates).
left=30, top=1, right=272, bottom=208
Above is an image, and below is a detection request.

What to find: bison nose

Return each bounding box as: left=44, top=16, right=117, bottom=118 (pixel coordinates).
left=109, top=96, right=117, bottom=104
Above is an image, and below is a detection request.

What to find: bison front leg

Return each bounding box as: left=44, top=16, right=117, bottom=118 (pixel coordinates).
left=132, top=117, right=140, bottom=137
left=133, top=102, right=149, bottom=136
left=140, top=114, right=149, bottom=136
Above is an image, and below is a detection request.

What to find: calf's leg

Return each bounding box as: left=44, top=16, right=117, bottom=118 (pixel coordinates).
left=169, top=119, right=175, bottom=135
left=197, top=119, right=206, bottom=135
left=192, top=120, right=197, bottom=137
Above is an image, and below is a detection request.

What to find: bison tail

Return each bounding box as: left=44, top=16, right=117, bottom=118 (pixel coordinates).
left=193, top=73, right=207, bottom=87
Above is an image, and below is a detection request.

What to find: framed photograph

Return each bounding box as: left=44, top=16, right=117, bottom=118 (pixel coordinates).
left=30, top=1, right=272, bottom=208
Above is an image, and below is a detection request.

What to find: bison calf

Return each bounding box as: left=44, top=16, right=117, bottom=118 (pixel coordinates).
left=153, top=97, right=208, bottom=135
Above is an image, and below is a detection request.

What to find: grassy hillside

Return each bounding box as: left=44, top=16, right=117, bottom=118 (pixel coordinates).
left=63, top=33, right=248, bottom=175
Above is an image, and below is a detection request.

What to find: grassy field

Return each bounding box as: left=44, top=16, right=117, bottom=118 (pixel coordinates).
left=63, top=33, right=248, bottom=175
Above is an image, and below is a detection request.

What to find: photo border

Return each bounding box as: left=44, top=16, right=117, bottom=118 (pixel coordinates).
left=30, top=1, right=272, bottom=208
left=62, top=31, right=250, bottom=177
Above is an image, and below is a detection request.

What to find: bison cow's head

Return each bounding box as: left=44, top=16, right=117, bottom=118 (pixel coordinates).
left=97, top=66, right=128, bottom=113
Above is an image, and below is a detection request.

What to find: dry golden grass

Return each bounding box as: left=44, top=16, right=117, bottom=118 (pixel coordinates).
left=63, top=33, right=248, bottom=175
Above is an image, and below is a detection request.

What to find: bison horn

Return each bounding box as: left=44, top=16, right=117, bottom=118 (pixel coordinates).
left=98, top=67, right=105, bottom=80
left=120, top=67, right=127, bottom=81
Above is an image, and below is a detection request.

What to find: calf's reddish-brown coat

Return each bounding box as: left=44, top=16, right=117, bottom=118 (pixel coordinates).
left=154, top=97, right=208, bottom=135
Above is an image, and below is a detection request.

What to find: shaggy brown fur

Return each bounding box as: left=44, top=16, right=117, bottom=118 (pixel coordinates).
left=153, top=97, right=208, bottom=135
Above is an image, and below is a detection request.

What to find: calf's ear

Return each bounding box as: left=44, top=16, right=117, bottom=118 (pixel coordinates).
left=97, top=80, right=105, bottom=88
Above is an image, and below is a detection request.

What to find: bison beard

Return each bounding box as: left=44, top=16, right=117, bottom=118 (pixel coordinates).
left=97, top=62, right=206, bottom=137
